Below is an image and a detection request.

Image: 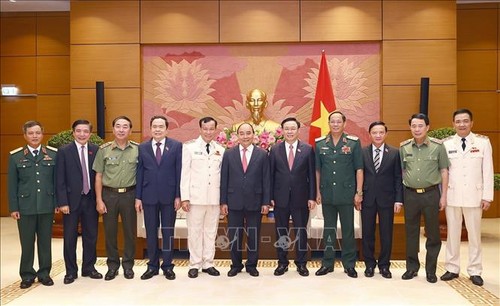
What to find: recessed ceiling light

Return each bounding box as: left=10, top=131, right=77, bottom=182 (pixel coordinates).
left=9, top=0, right=17, bottom=3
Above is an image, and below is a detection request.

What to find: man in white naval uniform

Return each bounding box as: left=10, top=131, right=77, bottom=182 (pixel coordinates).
left=180, top=117, right=225, bottom=278
left=441, top=109, right=494, bottom=287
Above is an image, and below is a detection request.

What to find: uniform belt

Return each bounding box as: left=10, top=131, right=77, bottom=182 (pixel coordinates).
left=405, top=185, right=439, bottom=194
left=103, top=186, right=136, bottom=193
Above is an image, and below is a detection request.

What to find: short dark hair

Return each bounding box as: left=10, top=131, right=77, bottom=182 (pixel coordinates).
left=149, top=115, right=168, bottom=128
left=22, top=120, right=43, bottom=133
left=112, top=115, right=133, bottom=128
left=281, top=117, right=300, bottom=129
left=409, top=113, right=429, bottom=126
left=328, top=110, right=346, bottom=122
left=199, top=117, right=217, bottom=128
left=72, top=119, right=92, bottom=132
left=368, top=121, right=387, bottom=132
left=453, top=108, right=473, bottom=121
left=237, top=122, right=254, bottom=134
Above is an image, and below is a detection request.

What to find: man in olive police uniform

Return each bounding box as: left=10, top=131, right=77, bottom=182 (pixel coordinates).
left=93, top=116, right=139, bottom=281
left=400, top=113, right=449, bottom=284
left=8, top=120, right=58, bottom=289
left=315, top=111, right=363, bottom=278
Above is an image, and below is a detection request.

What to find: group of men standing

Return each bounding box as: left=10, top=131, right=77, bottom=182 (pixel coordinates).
left=8, top=108, right=493, bottom=289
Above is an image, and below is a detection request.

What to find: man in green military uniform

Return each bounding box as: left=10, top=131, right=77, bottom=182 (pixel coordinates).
left=400, top=113, right=449, bottom=283
left=93, top=116, right=139, bottom=281
left=8, top=120, right=58, bottom=289
left=315, top=111, right=363, bottom=278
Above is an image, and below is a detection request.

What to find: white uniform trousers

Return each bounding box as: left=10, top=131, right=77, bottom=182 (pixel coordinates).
left=187, top=204, right=220, bottom=269
left=444, top=206, right=483, bottom=276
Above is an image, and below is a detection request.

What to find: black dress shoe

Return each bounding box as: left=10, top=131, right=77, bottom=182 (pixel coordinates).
left=39, top=276, right=54, bottom=286
left=82, top=270, right=103, bottom=279
left=440, top=271, right=459, bottom=281
left=63, top=274, right=77, bottom=284
left=20, top=278, right=35, bottom=289
left=124, top=269, right=134, bottom=279
left=202, top=267, right=220, bottom=276
left=274, top=264, right=288, bottom=276
left=246, top=267, right=259, bottom=277
left=164, top=269, right=176, bottom=280
left=426, top=273, right=437, bottom=283
left=364, top=267, right=374, bottom=278
left=141, top=269, right=159, bottom=280
left=402, top=270, right=418, bottom=280
left=344, top=267, right=358, bottom=278
left=380, top=268, right=392, bottom=279
left=188, top=268, right=198, bottom=278
left=104, top=269, right=118, bottom=281
left=470, top=275, right=484, bottom=286
left=297, top=265, right=309, bottom=277
left=315, top=266, right=333, bottom=276
left=227, top=267, right=242, bottom=277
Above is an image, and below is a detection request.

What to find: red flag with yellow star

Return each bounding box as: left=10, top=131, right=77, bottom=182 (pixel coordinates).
left=309, top=51, right=336, bottom=146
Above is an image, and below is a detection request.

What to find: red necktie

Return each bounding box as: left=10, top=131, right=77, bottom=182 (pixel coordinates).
left=288, top=144, right=294, bottom=170
left=242, top=148, right=248, bottom=172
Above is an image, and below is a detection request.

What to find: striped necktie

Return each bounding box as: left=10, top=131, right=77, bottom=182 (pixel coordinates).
left=374, top=148, right=381, bottom=173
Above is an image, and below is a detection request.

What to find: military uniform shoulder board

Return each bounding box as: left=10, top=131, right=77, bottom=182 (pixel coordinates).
left=400, top=139, right=412, bottom=146
left=10, top=147, right=23, bottom=155
left=315, top=136, right=326, bottom=142
left=130, top=141, right=139, bottom=146
left=46, top=145, right=58, bottom=152
left=442, top=135, right=454, bottom=142
left=476, top=134, right=489, bottom=139
left=184, top=139, right=196, bottom=145
left=100, top=142, right=113, bottom=149
left=346, top=135, right=359, bottom=141
left=429, top=137, right=443, bottom=144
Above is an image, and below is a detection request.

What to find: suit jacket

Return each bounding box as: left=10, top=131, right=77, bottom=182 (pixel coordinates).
left=8, top=145, right=57, bottom=215
left=136, top=138, right=182, bottom=205
left=362, top=144, right=403, bottom=208
left=56, top=142, right=98, bottom=208
left=180, top=136, right=225, bottom=205
left=444, top=133, right=494, bottom=207
left=270, top=141, right=316, bottom=209
left=220, top=145, right=271, bottom=211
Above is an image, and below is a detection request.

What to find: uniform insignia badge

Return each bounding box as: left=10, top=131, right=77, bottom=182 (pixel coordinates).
left=215, top=151, right=221, bottom=156
left=43, top=155, right=53, bottom=161
left=406, top=153, right=413, bottom=157
left=341, top=145, right=351, bottom=154
left=194, top=151, right=202, bottom=155
left=448, top=150, right=457, bottom=154
left=470, top=147, right=480, bottom=153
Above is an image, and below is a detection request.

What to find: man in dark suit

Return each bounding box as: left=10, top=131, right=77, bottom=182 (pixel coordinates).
left=135, top=115, right=182, bottom=281
left=270, top=117, right=316, bottom=277
left=56, top=119, right=102, bottom=284
left=361, top=121, right=403, bottom=279
left=220, top=123, right=271, bottom=277
left=8, top=120, right=57, bottom=289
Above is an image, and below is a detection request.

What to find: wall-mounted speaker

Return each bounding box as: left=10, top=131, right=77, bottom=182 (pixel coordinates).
left=96, top=81, right=105, bottom=139
left=419, top=77, right=429, bottom=115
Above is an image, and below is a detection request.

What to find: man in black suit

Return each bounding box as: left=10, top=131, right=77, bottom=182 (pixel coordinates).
left=135, top=115, right=182, bottom=281
left=56, top=119, right=103, bottom=284
left=361, top=121, right=403, bottom=279
left=270, top=117, right=316, bottom=277
left=220, top=123, right=271, bottom=277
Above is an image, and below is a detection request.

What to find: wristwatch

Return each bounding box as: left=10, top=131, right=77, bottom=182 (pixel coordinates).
left=356, top=190, right=363, bottom=196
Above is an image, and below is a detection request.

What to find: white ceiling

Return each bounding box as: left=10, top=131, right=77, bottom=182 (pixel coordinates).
left=0, top=0, right=499, bottom=13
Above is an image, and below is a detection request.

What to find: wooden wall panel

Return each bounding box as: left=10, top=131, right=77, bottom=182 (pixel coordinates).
left=141, top=1, right=219, bottom=43
left=301, top=1, right=382, bottom=41
left=457, top=92, right=498, bottom=132
left=383, top=40, right=456, bottom=85
left=37, top=95, right=70, bottom=134
left=220, top=1, right=299, bottom=42
left=457, top=50, right=497, bottom=91
left=37, top=16, right=70, bottom=55
left=0, top=16, right=36, bottom=56
left=0, top=57, right=37, bottom=95
left=71, top=44, right=140, bottom=88
left=457, top=8, right=497, bottom=50
left=37, top=56, right=70, bottom=94
left=70, top=88, right=140, bottom=133
left=385, top=130, right=412, bottom=148
left=70, top=0, right=139, bottom=44
left=383, top=85, right=457, bottom=130
left=0, top=98, right=37, bottom=135
left=383, top=1, right=456, bottom=40
left=1, top=174, right=8, bottom=216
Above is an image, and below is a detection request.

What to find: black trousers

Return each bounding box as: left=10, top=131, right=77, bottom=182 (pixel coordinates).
left=274, top=206, right=309, bottom=266
left=361, top=201, right=394, bottom=269
left=227, top=209, right=262, bottom=269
